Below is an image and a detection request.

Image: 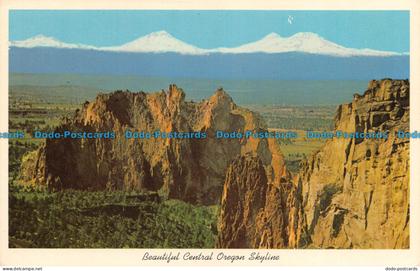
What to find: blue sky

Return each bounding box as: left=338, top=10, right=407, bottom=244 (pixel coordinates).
left=9, top=10, right=409, bottom=53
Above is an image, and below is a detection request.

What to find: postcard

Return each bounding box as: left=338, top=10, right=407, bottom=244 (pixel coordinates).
left=0, top=0, right=419, bottom=267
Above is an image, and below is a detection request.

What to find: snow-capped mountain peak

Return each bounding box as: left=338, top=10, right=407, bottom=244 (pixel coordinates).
left=216, top=32, right=400, bottom=56
left=103, top=30, right=208, bottom=55
left=9, top=31, right=403, bottom=57
left=9, top=35, right=96, bottom=50
left=144, top=30, right=173, bottom=38
left=262, top=32, right=283, bottom=39
left=290, top=32, right=321, bottom=39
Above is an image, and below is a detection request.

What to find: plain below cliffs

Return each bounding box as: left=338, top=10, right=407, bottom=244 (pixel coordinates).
left=217, top=79, right=409, bottom=249
left=20, top=84, right=289, bottom=205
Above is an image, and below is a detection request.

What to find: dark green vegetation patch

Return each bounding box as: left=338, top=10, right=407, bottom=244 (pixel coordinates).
left=9, top=189, right=218, bottom=248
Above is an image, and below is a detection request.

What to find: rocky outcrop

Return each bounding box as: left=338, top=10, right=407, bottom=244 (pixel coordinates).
left=20, top=85, right=288, bottom=205
left=297, top=79, right=409, bottom=248
left=216, top=154, right=307, bottom=248
left=216, top=155, right=269, bottom=248
left=217, top=79, right=409, bottom=249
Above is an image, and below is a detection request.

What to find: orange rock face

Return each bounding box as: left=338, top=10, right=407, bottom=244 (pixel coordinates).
left=216, top=154, right=269, bottom=248
left=20, top=85, right=287, bottom=205
left=217, top=79, right=409, bottom=249
left=216, top=154, right=306, bottom=248
left=297, top=79, right=409, bottom=248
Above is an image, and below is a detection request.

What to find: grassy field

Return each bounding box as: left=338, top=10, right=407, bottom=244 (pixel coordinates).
left=250, top=104, right=334, bottom=174
left=247, top=104, right=335, bottom=131
left=273, top=129, right=327, bottom=174
left=9, top=86, right=82, bottom=181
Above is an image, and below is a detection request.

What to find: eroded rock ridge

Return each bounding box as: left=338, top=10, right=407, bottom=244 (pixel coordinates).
left=217, top=79, right=409, bottom=248
left=20, top=85, right=288, bottom=205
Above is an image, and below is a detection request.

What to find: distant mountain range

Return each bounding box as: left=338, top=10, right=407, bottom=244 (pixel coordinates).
left=9, top=31, right=409, bottom=80
left=9, top=30, right=406, bottom=57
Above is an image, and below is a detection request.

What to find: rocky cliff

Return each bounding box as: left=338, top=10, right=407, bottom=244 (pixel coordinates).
left=298, top=79, right=409, bottom=248
left=20, top=85, right=288, bottom=205
left=216, top=154, right=308, bottom=248
left=217, top=79, right=409, bottom=248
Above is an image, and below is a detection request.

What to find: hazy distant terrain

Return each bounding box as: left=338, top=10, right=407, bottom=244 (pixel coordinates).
left=9, top=48, right=409, bottom=80
left=10, top=73, right=369, bottom=105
